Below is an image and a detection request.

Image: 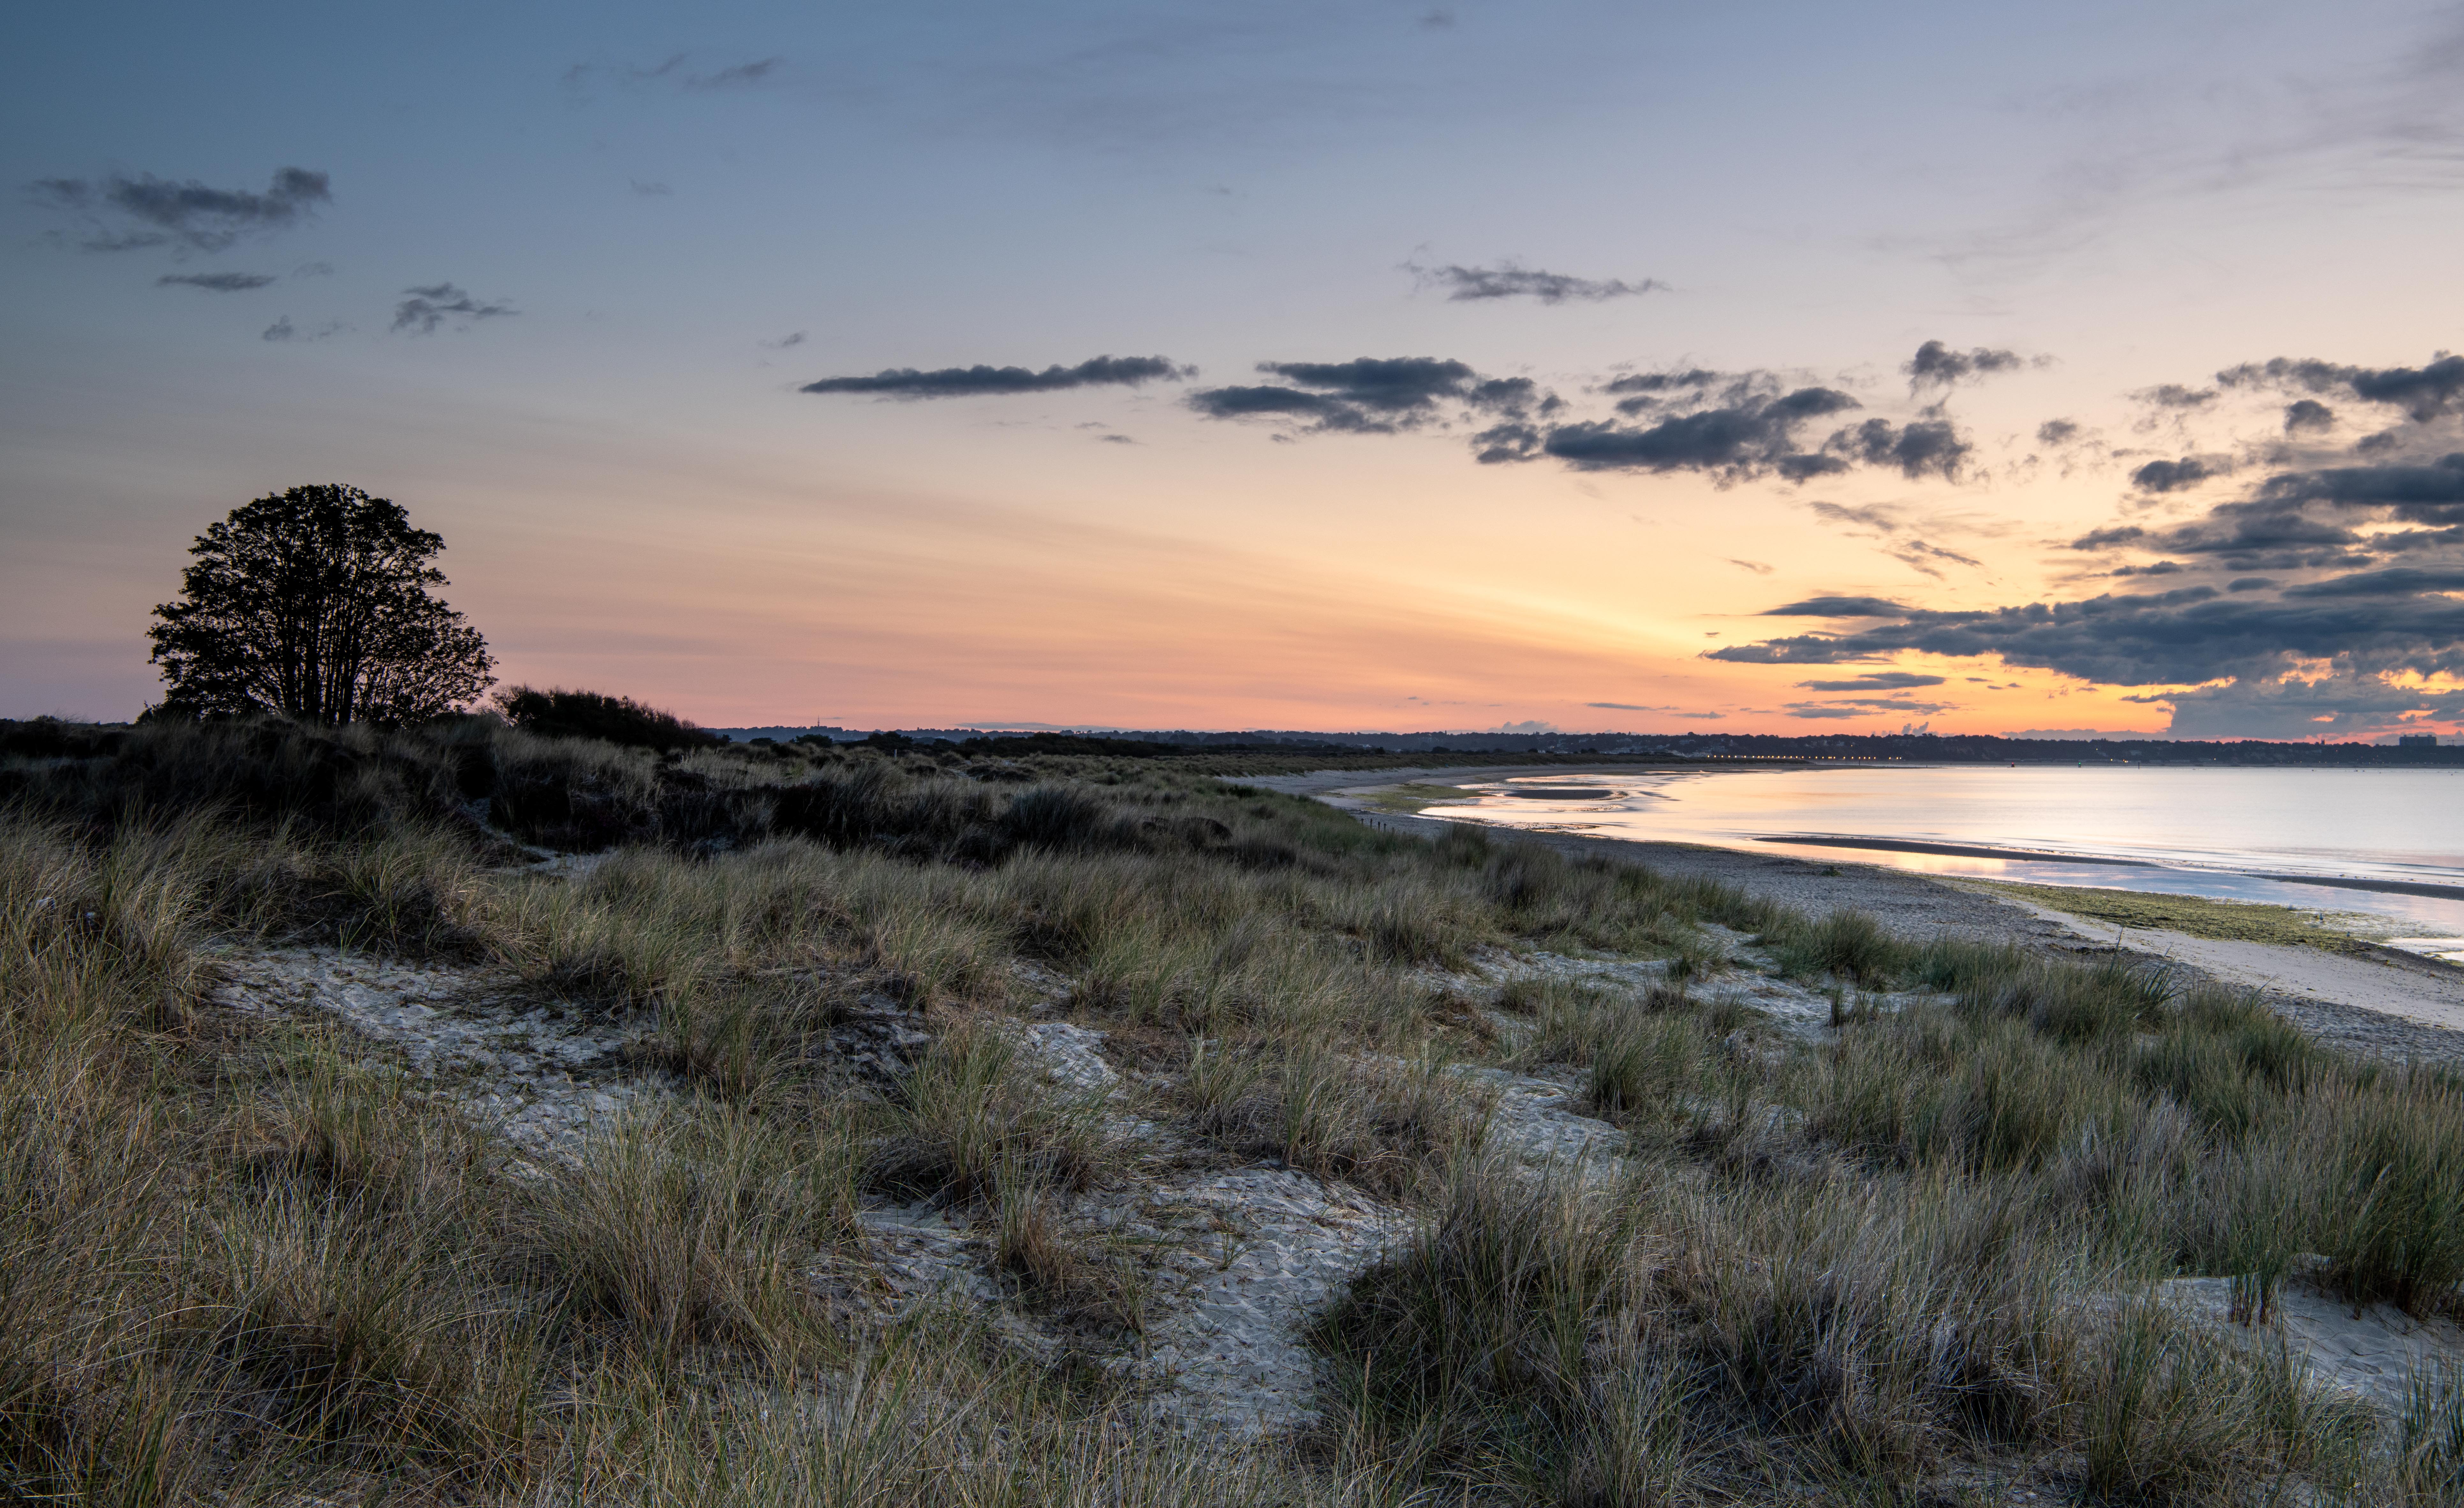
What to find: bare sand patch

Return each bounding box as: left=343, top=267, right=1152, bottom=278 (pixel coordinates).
left=1993, top=894, right=2464, bottom=1035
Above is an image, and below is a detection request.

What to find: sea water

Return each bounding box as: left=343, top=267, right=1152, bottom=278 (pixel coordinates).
left=1426, top=765, right=2464, bottom=960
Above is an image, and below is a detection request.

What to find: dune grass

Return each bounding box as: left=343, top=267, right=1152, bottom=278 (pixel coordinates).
left=3, top=719, right=2460, bottom=1503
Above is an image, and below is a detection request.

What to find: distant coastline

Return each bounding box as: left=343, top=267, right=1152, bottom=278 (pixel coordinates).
left=712, top=724, right=2464, bottom=769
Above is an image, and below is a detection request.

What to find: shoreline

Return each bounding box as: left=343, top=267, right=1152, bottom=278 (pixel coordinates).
left=1248, top=769, right=2464, bottom=1063
left=1754, top=833, right=2464, bottom=901
left=1247, top=765, right=2464, bottom=930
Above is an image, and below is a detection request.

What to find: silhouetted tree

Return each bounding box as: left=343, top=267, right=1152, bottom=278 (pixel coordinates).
left=148, top=484, right=494, bottom=724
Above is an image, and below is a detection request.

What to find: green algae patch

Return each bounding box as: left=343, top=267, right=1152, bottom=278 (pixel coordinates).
left=1973, top=880, right=2376, bottom=954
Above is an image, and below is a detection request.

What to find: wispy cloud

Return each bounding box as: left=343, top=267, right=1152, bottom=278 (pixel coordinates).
left=566, top=55, right=787, bottom=94
left=156, top=271, right=276, bottom=292
left=262, top=316, right=344, bottom=342
left=1405, top=260, right=1664, bottom=304
left=1796, top=672, right=1947, bottom=691
left=31, top=166, right=329, bottom=252
left=391, top=283, right=517, bottom=335
left=689, top=57, right=782, bottom=90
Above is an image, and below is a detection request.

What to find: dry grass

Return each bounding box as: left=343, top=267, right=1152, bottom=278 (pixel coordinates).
left=872, top=1019, right=1125, bottom=1201
left=4, top=724, right=2460, bottom=1503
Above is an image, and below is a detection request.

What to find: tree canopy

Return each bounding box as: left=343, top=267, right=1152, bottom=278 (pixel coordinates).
left=148, top=483, right=494, bottom=724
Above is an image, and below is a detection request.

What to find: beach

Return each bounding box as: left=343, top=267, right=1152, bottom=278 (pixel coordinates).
left=1247, top=765, right=2464, bottom=1065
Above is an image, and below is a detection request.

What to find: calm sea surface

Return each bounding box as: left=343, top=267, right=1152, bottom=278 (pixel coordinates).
left=1427, top=766, right=2464, bottom=957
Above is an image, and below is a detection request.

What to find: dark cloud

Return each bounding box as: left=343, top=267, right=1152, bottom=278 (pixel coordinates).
left=630, top=179, right=673, bottom=196
left=1760, top=597, right=1913, bottom=617
left=808, top=354, right=1189, bottom=398
left=1190, top=356, right=1561, bottom=440
left=32, top=166, right=329, bottom=252
left=1824, top=417, right=1973, bottom=481
left=391, top=283, right=517, bottom=335
left=2065, top=452, right=2464, bottom=577
left=1538, top=386, right=1862, bottom=482
left=2219, top=354, right=2464, bottom=423
left=1178, top=355, right=1969, bottom=485
left=1096, top=433, right=1138, bottom=445
left=763, top=332, right=806, bottom=350
left=1729, top=558, right=1774, bottom=575
left=156, top=271, right=276, bottom=292
left=2129, top=456, right=2226, bottom=493
left=2255, top=453, right=2464, bottom=519
left=1408, top=261, right=1664, bottom=304
left=1470, top=422, right=1542, bottom=463
left=1709, top=573, right=2464, bottom=689
left=2280, top=565, right=2464, bottom=599
left=2128, top=674, right=2464, bottom=740
left=1466, top=376, right=1561, bottom=416
left=2137, top=383, right=2218, bottom=410
left=2284, top=399, right=2335, bottom=433
left=1190, top=384, right=1376, bottom=430
left=2227, top=577, right=2278, bottom=592
left=2036, top=418, right=2083, bottom=446
left=1796, top=672, right=1947, bottom=691
left=1906, top=340, right=2025, bottom=392
left=1536, top=370, right=1977, bottom=482
left=1255, top=356, right=1478, bottom=412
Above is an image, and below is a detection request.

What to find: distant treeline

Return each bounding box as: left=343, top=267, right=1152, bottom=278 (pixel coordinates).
left=718, top=724, right=2464, bottom=766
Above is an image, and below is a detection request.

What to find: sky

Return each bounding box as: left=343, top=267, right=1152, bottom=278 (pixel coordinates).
left=5, top=1, right=2464, bottom=739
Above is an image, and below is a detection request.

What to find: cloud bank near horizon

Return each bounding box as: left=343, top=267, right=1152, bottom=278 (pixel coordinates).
left=1709, top=351, right=2464, bottom=738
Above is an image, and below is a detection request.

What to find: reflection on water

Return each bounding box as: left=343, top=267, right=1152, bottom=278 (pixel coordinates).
left=1427, top=765, right=2464, bottom=957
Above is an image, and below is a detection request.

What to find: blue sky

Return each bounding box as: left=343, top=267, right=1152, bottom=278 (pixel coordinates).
left=7, top=1, right=2463, bottom=736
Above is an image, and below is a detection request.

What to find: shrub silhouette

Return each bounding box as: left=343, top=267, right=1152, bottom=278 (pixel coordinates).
left=491, top=687, right=724, bottom=752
